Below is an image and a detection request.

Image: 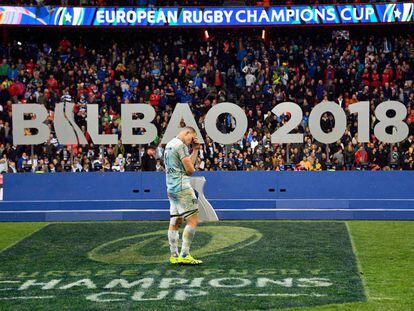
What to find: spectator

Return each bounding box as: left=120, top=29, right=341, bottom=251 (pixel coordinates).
left=333, top=149, right=344, bottom=169
left=156, top=159, right=165, bottom=172
left=354, top=145, right=368, bottom=165
left=141, top=145, right=157, bottom=171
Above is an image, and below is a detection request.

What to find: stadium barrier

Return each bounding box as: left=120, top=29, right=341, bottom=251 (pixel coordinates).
left=0, top=171, right=413, bottom=221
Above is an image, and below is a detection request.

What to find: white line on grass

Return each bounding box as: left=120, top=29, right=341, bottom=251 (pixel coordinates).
left=370, top=296, right=396, bottom=300
left=345, top=222, right=370, bottom=300
left=234, top=293, right=327, bottom=297
left=0, top=296, right=55, bottom=300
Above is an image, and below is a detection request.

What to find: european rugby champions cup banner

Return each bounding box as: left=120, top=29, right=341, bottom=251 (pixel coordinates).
left=0, top=3, right=413, bottom=27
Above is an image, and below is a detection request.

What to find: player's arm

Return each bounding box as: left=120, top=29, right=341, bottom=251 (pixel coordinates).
left=182, top=157, right=195, bottom=175
left=181, top=137, right=201, bottom=175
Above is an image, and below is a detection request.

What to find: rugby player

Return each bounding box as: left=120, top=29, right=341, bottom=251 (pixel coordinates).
left=164, top=127, right=202, bottom=265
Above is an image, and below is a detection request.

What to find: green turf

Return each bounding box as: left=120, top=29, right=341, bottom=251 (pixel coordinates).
left=287, top=221, right=414, bottom=311
left=0, top=223, right=47, bottom=251
left=0, top=221, right=364, bottom=310
left=0, top=221, right=412, bottom=311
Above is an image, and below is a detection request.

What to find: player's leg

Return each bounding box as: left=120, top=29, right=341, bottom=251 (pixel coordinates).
left=168, top=216, right=183, bottom=261
left=168, top=193, right=183, bottom=264
left=180, top=213, right=199, bottom=257
left=178, top=189, right=203, bottom=265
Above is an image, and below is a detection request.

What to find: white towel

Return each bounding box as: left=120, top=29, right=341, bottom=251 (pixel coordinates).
left=190, top=176, right=219, bottom=222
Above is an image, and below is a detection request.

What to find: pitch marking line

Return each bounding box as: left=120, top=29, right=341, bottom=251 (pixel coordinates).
left=370, top=296, right=396, bottom=300
left=0, top=296, right=55, bottom=300
left=345, top=222, right=369, bottom=300
left=235, top=293, right=327, bottom=297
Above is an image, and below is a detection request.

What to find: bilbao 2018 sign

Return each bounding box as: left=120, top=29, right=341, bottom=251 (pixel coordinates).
left=12, top=101, right=409, bottom=146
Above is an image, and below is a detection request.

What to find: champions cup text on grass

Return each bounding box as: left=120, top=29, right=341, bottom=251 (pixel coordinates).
left=2, top=276, right=333, bottom=302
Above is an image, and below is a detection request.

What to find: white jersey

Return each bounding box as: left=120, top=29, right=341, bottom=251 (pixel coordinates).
left=164, top=137, right=191, bottom=193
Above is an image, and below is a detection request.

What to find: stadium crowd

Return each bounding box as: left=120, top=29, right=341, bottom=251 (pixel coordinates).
left=0, top=27, right=413, bottom=173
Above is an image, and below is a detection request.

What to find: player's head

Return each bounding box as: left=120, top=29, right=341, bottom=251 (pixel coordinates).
left=178, top=126, right=197, bottom=146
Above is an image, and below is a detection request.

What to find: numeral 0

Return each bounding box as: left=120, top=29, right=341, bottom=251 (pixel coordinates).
left=308, top=101, right=347, bottom=144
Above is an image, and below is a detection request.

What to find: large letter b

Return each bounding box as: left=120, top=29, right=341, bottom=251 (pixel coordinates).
left=12, top=104, right=50, bottom=145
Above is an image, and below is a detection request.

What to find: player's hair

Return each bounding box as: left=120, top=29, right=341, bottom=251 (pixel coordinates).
left=183, top=126, right=196, bottom=134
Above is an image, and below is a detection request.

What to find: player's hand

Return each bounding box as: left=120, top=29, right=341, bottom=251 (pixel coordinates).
left=192, top=137, right=201, bottom=150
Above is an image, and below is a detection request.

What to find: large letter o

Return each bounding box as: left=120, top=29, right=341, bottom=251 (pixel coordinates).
left=204, top=103, right=248, bottom=145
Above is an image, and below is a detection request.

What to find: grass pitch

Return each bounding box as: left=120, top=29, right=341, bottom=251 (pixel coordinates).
left=0, top=221, right=412, bottom=311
